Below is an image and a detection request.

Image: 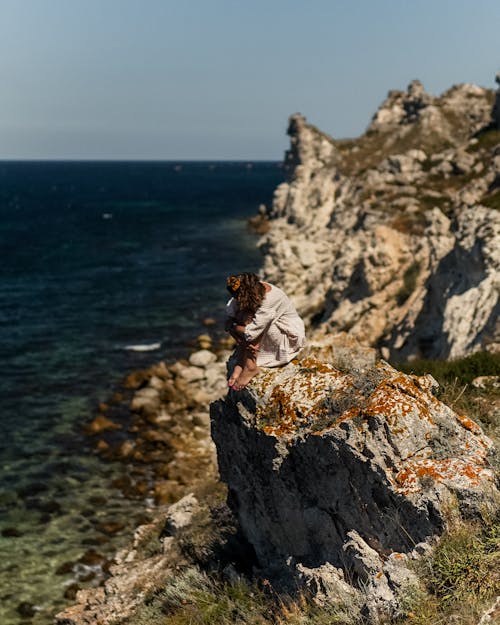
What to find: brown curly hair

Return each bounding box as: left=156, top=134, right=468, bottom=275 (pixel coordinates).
left=226, top=272, right=266, bottom=317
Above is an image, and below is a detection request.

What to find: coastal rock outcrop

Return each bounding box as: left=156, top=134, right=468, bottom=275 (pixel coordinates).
left=57, top=335, right=499, bottom=625
left=260, top=76, right=500, bottom=359
left=368, top=80, right=492, bottom=146
left=57, top=74, right=500, bottom=625
left=211, top=343, right=500, bottom=619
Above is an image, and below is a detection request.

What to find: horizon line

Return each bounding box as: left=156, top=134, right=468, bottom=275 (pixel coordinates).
left=0, top=157, right=284, bottom=164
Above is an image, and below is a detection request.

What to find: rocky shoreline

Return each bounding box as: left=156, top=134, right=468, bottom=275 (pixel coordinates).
left=56, top=332, right=500, bottom=625
left=55, top=329, right=236, bottom=624
left=52, top=331, right=232, bottom=618
left=87, top=338, right=226, bottom=506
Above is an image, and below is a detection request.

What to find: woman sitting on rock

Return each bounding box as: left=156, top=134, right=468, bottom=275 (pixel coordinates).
left=225, top=272, right=306, bottom=390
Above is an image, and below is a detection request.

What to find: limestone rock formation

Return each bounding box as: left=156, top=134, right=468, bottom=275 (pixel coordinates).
left=368, top=80, right=492, bottom=146
left=57, top=75, right=500, bottom=625
left=211, top=344, right=500, bottom=619
left=260, top=77, right=500, bottom=359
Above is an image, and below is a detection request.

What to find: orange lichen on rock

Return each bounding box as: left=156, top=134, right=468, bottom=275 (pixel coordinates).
left=255, top=368, right=279, bottom=395
left=311, top=407, right=361, bottom=436
left=299, top=357, right=341, bottom=374
left=364, top=373, right=433, bottom=426
left=260, top=385, right=301, bottom=436
left=395, top=456, right=492, bottom=495
left=455, top=413, right=482, bottom=435
left=254, top=360, right=353, bottom=438
left=336, top=406, right=361, bottom=427
left=254, top=361, right=445, bottom=440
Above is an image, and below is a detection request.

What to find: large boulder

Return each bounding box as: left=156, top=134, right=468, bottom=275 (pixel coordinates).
left=210, top=347, right=499, bottom=619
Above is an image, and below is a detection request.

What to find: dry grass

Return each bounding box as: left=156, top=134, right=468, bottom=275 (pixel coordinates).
left=122, top=514, right=500, bottom=625
left=393, top=515, right=500, bottom=625
left=121, top=567, right=363, bottom=625
left=395, top=352, right=500, bottom=386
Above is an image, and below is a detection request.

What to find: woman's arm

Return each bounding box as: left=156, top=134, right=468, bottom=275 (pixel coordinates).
left=243, top=305, right=275, bottom=342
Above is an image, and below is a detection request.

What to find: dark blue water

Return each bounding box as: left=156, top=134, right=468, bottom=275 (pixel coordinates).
left=0, top=161, right=283, bottom=624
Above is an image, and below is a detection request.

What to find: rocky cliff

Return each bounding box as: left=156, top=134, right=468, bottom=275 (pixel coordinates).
left=260, top=78, right=500, bottom=360
left=56, top=75, right=500, bottom=625
left=211, top=339, right=500, bottom=620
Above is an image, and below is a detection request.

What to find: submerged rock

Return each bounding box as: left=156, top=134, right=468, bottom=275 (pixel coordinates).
left=1, top=527, right=22, bottom=538
left=17, top=601, right=36, bottom=618
left=211, top=347, right=499, bottom=619
left=86, top=415, right=121, bottom=434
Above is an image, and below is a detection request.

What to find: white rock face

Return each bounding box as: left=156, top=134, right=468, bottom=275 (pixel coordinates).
left=368, top=80, right=492, bottom=144
left=259, top=77, right=500, bottom=359
left=163, top=493, right=201, bottom=535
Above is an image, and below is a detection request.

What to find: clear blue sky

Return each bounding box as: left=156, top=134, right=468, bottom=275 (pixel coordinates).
left=0, top=0, right=499, bottom=160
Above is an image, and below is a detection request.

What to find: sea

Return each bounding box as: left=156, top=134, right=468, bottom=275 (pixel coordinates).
left=0, top=160, right=284, bottom=624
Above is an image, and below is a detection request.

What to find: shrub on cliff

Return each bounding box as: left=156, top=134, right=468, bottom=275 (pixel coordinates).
left=396, top=351, right=500, bottom=386
left=120, top=515, right=500, bottom=625
left=397, top=513, right=500, bottom=624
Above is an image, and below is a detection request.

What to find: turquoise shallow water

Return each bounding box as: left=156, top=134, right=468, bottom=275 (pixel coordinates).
left=0, top=160, right=283, bottom=624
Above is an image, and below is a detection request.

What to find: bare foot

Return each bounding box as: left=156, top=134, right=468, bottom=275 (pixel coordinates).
left=228, top=364, right=243, bottom=387
left=232, top=365, right=260, bottom=390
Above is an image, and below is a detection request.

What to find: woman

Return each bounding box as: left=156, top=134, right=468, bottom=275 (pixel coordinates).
left=225, top=272, right=306, bottom=390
